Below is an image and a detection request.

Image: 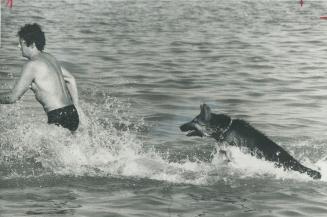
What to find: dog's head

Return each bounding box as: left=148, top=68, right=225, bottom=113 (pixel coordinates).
left=180, top=104, right=231, bottom=138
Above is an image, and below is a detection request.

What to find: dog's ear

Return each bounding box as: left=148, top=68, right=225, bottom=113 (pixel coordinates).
left=200, top=104, right=211, bottom=121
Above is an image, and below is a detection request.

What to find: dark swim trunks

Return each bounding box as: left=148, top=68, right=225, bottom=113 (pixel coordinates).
left=47, top=105, right=79, bottom=131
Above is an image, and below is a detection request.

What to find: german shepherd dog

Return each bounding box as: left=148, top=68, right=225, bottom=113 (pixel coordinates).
left=180, top=104, right=321, bottom=179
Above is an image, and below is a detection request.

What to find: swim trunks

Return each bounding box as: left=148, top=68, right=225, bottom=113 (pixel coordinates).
left=47, top=105, right=79, bottom=131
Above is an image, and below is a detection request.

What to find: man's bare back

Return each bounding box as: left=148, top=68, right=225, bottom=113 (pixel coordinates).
left=29, top=52, right=73, bottom=112
left=0, top=23, right=79, bottom=131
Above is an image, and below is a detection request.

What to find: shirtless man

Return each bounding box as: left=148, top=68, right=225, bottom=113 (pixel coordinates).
left=0, top=23, right=79, bottom=131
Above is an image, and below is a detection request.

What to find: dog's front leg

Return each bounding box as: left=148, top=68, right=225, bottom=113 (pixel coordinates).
left=218, top=149, right=232, bottom=163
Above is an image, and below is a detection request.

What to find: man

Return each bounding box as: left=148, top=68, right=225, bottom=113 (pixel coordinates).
left=0, top=23, right=79, bottom=132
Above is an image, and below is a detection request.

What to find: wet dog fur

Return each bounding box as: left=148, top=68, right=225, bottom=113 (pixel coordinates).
left=180, top=104, right=321, bottom=179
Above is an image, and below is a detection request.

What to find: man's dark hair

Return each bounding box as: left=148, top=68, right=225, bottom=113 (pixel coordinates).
left=17, top=23, right=46, bottom=51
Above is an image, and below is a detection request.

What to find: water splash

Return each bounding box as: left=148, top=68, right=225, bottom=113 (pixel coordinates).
left=0, top=96, right=325, bottom=184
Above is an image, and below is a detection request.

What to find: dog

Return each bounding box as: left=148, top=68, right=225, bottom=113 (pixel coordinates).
left=180, top=104, right=321, bottom=179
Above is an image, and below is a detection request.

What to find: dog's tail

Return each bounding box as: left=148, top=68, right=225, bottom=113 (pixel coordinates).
left=288, top=163, right=321, bottom=180
left=305, top=169, right=321, bottom=180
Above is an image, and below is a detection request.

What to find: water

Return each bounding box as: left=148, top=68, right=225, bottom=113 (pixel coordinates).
left=1, top=0, right=327, bottom=216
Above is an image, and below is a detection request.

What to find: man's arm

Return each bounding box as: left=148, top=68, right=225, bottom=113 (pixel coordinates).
left=0, top=63, right=35, bottom=104
left=61, top=66, right=78, bottom=106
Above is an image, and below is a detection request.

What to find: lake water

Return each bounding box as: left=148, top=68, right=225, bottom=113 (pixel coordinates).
left=1, top=0, right=327, bottom=216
